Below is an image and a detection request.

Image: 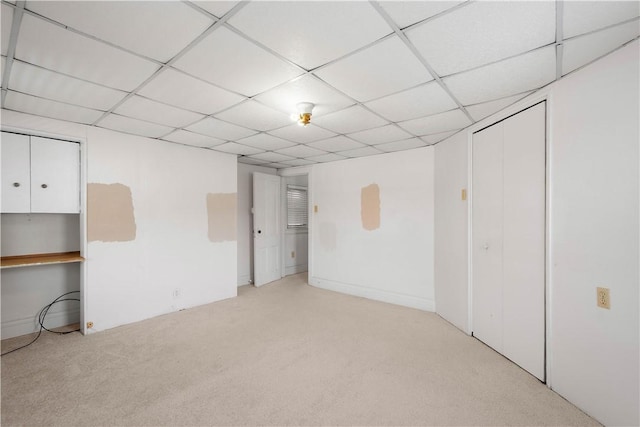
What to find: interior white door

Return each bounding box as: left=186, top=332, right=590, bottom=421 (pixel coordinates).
left=253, top=172, right=282, bottom=287
left=472, top=102, right=546, bottom=381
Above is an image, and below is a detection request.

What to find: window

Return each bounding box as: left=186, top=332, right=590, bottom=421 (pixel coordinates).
left=287, top=185, right=308, bottom=229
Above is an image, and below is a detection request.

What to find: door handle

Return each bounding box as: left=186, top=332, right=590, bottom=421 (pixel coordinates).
left=483, top=244, right=489, bottom=250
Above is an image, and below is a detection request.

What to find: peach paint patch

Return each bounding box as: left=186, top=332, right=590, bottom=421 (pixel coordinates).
left=207, top=193, right=237, bottom=242
left=361, top=183, right=380, bottom=231
left=87, top=183, right=136, bottom=242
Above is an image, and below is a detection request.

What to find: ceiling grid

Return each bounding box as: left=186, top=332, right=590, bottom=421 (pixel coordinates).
left=0, top=0, right=637, bottom=167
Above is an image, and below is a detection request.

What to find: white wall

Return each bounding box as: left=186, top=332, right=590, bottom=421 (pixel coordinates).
left=1, top=110, right=239, bottom=333
left=309, top=148, right=435, bottom=311
left=237, top=162, right=277, bottom=285
left=283, top=174, right=308, bottom=276
left=434, top=41, right=639, bottom=426
left=548, top=41, right=638, bottom=426
left=434, top=131, right=468, bottom=332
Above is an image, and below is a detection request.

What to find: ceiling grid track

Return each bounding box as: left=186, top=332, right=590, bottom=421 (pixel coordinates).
left=1, top=0, right=25, bottom=107
left=1, top=0, right=637, bottom=166
left=369, top=0, right=476, bottom=124
left=556, top=0, right=564, bottom=80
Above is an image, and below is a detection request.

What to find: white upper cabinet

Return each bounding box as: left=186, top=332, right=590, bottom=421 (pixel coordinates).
left=1, top=133, right=31, bottom=213
left=1, top=132, right=80, bottom=213
left=30, top=136, right=80, bottom=213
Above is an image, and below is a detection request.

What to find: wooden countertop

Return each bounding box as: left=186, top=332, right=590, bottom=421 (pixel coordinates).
left=1, top=251, right=84, bottom=269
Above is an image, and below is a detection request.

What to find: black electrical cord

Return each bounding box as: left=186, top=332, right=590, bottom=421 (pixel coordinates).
left=1, top=291, right=81, bottom=356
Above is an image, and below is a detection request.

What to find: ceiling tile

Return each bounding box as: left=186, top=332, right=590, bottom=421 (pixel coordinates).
left=376, top=137, right=427, bottom=153
left=248, top=152, right=296, bottom=163
left=398, top=109, right=471, bottom=136
left=227, top=1, right=391, bottom=70
left=215, top=100, right=292, bottom=132
left=563, top=1, right=639, bottom=39
left=364, top=81, right=458, bottom=122
left=563, top=21, right=640, bottom=75
left=25, top=1, right=213, bottom=63
left=313, top=105, right=389, bottom=134
left=444, top=46, right=556, bottom=106
left=304, top=153, right=348, bottom=163
left=315, top=36, right=432, bottom=102
left=173, top=26, right=302, bottom=97
left=466, top=92, right=533, bottom=122
left=275, top=145, right=327, bottom=159
left=281, top=158, right=317, bottom=167
left=162, top=129, right=225, bottom=148
left=4, top=90, right=103, bottom=124
left=407, top=1, right=555, bottom=76
left=339, top=146, right=384, bottom=158
left=192, top=1, right=239, bottom=18
left=15, top=14, right=159, bottom=91
left=378, top=1, right=465, bottom=29
left=185, top=117, right=256, bottom=141
left=347, top=124, right=413, bottom=145
left=268, top=123, right=337, bottom=144
left=114, top=95, right=204, bottom=128
left=98, top=114, right=174, bottom=138
left=238, top=156, right=270, bottom=166
left=2, top=4, right=13, bottom=56
left=421, top=130, right=460, bottom=145
left=138, top=68, right=246, bottom=115
left=254, top=74, right=354, bottom=117
left=235, top=134, right=295, bottom=151
left=306, top=136, right=366, bottom=152
left=213, top=142, right=264, bottom=156
left=8, top=60, right=127, bottom=110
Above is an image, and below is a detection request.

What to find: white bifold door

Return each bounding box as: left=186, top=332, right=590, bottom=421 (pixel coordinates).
left=253, top=172, right=282, bottom=287
left=472, top=102, right=546, bottom=381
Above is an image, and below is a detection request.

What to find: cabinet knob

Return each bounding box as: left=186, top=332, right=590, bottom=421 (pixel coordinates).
left=41, top=184, right=48, bottom=189
left=13, top=182, right=20, bottom=187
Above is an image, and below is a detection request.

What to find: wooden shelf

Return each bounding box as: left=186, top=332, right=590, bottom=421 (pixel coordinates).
left=1, top=251, right=84, bottom=269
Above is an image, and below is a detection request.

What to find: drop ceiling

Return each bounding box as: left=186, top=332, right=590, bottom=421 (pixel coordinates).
left=1, top=1, right=638, bottom=169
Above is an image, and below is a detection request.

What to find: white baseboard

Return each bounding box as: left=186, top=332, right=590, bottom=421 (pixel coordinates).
left=2, top=309, right=81, bottom=340
left=309, top=277, right=435, bottom=312
left=285, top=264, right=308, bottom=277
left=238, top=274, right=251, bottom=286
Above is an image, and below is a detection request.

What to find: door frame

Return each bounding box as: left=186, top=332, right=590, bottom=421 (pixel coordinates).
left=466, top=92, right=554, bottom=387
left=279, top=166, right=313, bottom=283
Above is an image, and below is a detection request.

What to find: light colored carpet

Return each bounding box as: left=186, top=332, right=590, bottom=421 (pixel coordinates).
left=1, top=273, right=599, bottom=426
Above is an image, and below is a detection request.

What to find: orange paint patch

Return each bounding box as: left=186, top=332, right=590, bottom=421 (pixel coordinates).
left=361, top=184, right=380, bottom=231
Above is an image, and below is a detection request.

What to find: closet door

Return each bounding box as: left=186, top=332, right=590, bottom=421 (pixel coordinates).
left=502, top=103, right=545, bottom=380
left=472, top=122, right=504, bottom=353
left=472, top=102, right=546, bottom=381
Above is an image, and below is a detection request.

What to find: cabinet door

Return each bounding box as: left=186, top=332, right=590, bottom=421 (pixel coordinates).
left=30, top=136, right=80, bottom=213
left=1, top=132, right=31, bottom=213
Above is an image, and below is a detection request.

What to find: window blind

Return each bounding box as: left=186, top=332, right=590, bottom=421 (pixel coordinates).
left=287, top=185, right=308, bottom=229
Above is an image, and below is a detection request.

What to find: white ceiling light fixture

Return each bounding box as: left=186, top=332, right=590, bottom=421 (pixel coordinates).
left=292, top=102, right=314, bottom=126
